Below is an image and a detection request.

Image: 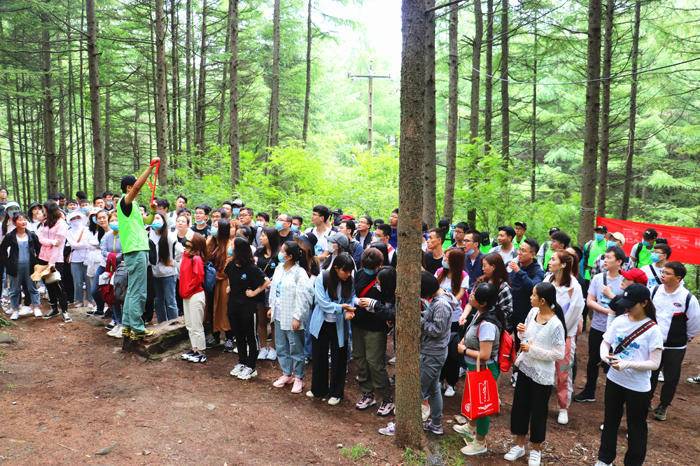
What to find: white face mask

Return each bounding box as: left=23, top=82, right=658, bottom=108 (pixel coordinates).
left=70, top=220, right=82, bottom=229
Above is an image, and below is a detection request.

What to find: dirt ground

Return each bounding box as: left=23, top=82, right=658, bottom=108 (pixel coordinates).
left=1, top=310, right=699, bottom=465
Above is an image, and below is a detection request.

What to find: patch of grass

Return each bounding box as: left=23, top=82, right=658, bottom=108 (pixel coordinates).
left=340, top=443, right=372, bottom=461
left=0, top=316, right=11, bottom=327
left=402, top=447, right=427, bottom=465
left=436, top=435, right=468, bottom=466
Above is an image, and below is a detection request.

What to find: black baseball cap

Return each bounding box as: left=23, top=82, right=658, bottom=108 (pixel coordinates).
left=594, top=225, right=608, bottom=233
left=610, top=284, right=651, bottom=314
left=643, top=228, right=658, bottom=240
left=548, top=227, right=560, bottom=236
left=514, top=221, right=527, bottom=230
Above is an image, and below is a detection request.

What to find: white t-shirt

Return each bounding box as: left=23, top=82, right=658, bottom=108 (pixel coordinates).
left=437, top=272, right=469, bottom=294
left=651, top=285, right=700, bottom=349
left=604, top=314, right=663, bottom=392
left=642, top=264, right=663, bottom=289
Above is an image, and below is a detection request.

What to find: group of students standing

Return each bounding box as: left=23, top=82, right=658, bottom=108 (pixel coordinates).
left=1, top=163, right=698, bottom=466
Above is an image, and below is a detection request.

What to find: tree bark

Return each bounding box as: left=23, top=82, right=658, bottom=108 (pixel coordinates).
left=268, top=0, right=281, bottom=149
left=217, top=13, right=231, bottom=146
left=620, top=0, right=641, bottom=220
left=530, top=19, right=537, bottom=203
left=86, top=0, right=105, bottom=195
left=185, top=0, right=193, bottom=158
left=500, top=0, right=509, bottom=164
left=422, top=0, right=436, bottom=228
left=228, top=0, right=240, bottom=189
left=467, top=0, right=483, bottom=226
left=194, top=0, right=208, bottom=157
left=484, top=0, right=493, bottom=148
left=59, top=74, right=69, bottom=196
left=302, top=0, right=312, bottom=144
left=67, top=4, right=76, bottom=196
left=170, top=0, right=181, bottom=157
left=155, top=0, right=169, bottom=185
left=41, top=9, right=59, bottom=198
left=578, top=0, right=603, bottom=245
left=443, top=4, right=459, bottom=223
left=597, top=0, right=615, bottom=217
left=104, top=86, right=111, bottom=188
left=0, top=21, right=20, bottom=200
left=395, top=0, right=426, bottom=451
left=79, top=0, right=88, bottom=194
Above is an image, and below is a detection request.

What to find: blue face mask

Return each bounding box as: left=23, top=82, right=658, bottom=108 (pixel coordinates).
left=606, top=240, right=617, bottom=248
left=210, top=228, right=218, bottom=237
left=642, top=240, right=651, bottom=247
left=255, top=220, right=264, bottom=228
left=291, top=224, right=300, bottom=233
left=151, top=222, right=164, bottom=230
left=275, top=221, right=284, bottom=231
left=441, top=259, right=449, bottom=270
left=362, top=267, right=376, bottom=276
left=109, top=222, right=119, bottom=231
left=278, top=252, right=286, bottom=263
left=650, top=252, right=660, bottom=263
left=232, top=208, right=240, bottom=217
left=594, top=233, right=605, bottom=242
left=465, top=248, right=474, bottom=257
left=80, top=207, right=89, bottom=215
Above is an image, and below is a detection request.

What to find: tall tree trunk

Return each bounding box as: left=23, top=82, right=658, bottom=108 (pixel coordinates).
left=59, top=75, right=69, bottom=196
left=194, top=0, right=208, bottom=157
left=185, top=0, right=193, bottom=157
left=443, top=2, right=459, bottom=223
left=155, top=0, right=169, bottom=185
left=530, top=19, right=537, bottom=203
left=268, top=0, right=281, bottom=149
left=0, top=21, right=20, bottom=200
left=500, top=0, right=509, bottom=164
left=484, top=0, right=493, bottom=148
left=67, top=3, right=76, bottom=196
left=217, top=13, right=231, bottom=146
left=104, top=86, right=111, bottom=187
left=42, top=10, right=59, bottom=197
left=15, top=77, right=26, bottom=204
left=467, top=0, right=483, bottom=226
left=620, top=0, right=641, bottom=220
left=228, top=0, right=240, bottom=189
left=302, top=0, right=312, bottom=144
left=79, top=0, right=88, bottom=194
left=395, top=0, right=426, bottom=450
left=597, top=0, right=615, bottom=217
left=133, top=98, right=141, bottom=171
left=578, top=0, right=603, bottom=245
left=170, top=0, right=181, bottom=159
left=86, top=0, right=105, bottom=195
left=422, top=0, right=436, bottom=228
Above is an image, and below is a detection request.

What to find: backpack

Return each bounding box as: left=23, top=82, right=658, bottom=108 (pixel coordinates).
left=204, top=261, right=217, bottom=295
left=113, top=262, right=129, bottom=304
left=497, top=330, right=517, bottom=373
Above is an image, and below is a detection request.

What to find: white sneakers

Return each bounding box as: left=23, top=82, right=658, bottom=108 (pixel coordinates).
left=237, top=367, right=257, bottom=380
left=444, top=385, right=456, bottom=397
left=266, top=348, right=277, bottom=360
left=230, top=364, right=245, bottom=377
left=258, top=347, right=270, bottom=360
left=107, top=325, right=123, bottom=338
left=33, top=307, right=43, bottom=318
left=595, top=461, right=612, bottom=466
left=10, top=311, right=19, bottom=320
left=558, top=409, right=569, bottom=425
left=421, top=404, right=431, bottom=422
left=504, top=446, right=541, bottom=466
left=327, top=397, right=341, bottom=406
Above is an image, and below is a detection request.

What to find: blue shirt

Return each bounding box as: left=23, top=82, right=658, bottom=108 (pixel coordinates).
left=308, top=274, right=355, bottom=348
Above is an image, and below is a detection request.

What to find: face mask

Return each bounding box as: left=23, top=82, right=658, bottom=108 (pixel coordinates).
left=105, top=202, right=114, bottom=210
left=326, top=243, right=336, bottom=253
left=70, top=220, right=82, bottom=229
left=109, top=222, right=119, bottom=231
left=275, top=221, right=284, bottom=231
left=650, top=252, right=660, bottom=263
left=91, top=216, right=97, bottom=224
left=642, top=240, right=651, bottom=247
left=441, top=259, right=449, bottom=270
left=363, top=267, right=376, bottom=276
left=80, top=207, right=89, bottom=215
left=291, top=224, right=300, bottom=233
left=278, top=252, right=286, bottom=263
left=195, top=219, right=206, bottom=226
left=594, top=233, right=605, bottom=242
left=151, top=222, right=164, bottom=230
left=232, top=208, right=240, bottom=217
left=210, top=227, right=218, bottom=237
left=255, top=221, right=264, bottom=228
left=465, top=248, right=474, bottom=257
left=606, top=240, right=617, bottom=248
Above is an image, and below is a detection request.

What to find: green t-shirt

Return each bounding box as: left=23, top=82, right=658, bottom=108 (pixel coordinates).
left=543, top=242, right=555, bottom=271
left=479, top=244, right=492, bottom=255
left=633, top=241, right=654, bottom=268
left=513, top=235, right=527, bottom=250
left=585, top=238, right=608, bottom=280
left=117, top=198, right=149, bottom=254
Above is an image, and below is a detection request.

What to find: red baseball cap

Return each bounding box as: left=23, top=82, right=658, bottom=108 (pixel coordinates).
left=621, top=268, right=648, bottom=286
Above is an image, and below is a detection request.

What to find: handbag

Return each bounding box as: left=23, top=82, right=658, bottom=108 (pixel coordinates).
left=461, top=354, right=500, bottom=421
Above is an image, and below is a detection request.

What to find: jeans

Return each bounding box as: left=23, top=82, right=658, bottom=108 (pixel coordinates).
left=352, top=325, right=391, bottom=400
left=466, top=361, right=501, bottom=436
left=9, top=263, right=40, bottom=309
left=650, top=348, right=686, bottom=408
left=71, top=262, right=93, bottom=304
left=598, top=379, right=649, bottom=466
left=275, top=322, right=305, bottom=379
left=91, top=265, right=106, bottom=313
left=154, top=275, right=179, bottom=322
left=112, top=302, right=123, bottom=325
left=122, top=251, right=148, bottom=335
left=511, top=370, right=552, bottom=443
left=421, top=351, right=448, bottom=426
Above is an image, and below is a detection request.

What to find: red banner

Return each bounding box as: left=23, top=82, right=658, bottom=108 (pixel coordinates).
left=597, top=217, right=700, bottom=265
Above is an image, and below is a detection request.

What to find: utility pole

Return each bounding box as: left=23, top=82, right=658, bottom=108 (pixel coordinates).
left=349, top=62, right=390, bottom=151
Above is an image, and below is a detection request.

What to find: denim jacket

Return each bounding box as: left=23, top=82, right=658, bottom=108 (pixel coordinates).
left=308, top=273, right=355, bottom=347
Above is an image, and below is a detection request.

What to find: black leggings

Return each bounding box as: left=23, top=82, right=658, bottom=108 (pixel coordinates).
left=229, top=302, right=258, bottom=369
left=510, top=371, right=552, bottom=444
left=37, top=259, right=68, bottom=313
left=440, top=324, right=463, bottom=386
left=598, top=379, right=649, bottom=466
left=582, top=327, right=608, bottom=397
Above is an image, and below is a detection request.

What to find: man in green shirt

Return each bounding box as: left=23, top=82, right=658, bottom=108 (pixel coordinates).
left=630, top=228, right=657, bottom=268
left=513, top=221, right=527, bottom=250
left=118, top=158, right=160, bottom=346
left=581, top=225, right=609, bottom=281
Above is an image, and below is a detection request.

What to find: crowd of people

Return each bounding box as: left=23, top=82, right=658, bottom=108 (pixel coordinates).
left=0, top=160, right=699, bottom=466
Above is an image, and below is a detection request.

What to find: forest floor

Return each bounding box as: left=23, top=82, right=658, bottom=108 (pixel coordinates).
left=1, top=308, right=699, bottom=465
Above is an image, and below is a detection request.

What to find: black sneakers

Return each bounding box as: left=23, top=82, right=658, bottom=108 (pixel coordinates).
left=573, top=391, right=596, bottom=403
left=43, top=308, right=60, bottom=320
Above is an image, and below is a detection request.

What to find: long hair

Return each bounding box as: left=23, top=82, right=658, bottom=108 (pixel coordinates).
left=44, top=201, right=62, bottom=228
left=377, top=266, right=397, bottom=304
left=262, top=227, right=280, bottom=255
left=479, top=253, right=509, bottom=289
left=550, top=250, right=574, bottom=288
left=209, top=218, right=231, bottom=269
left=642, top=300, right=657, bottom=322
left=233, top=237, right=254, bottom=267
left=534, top=282, right=568, bottom=339
left=326, top=252, right=354, bottom=300
left=472, top=282, right=507, bottom=329
left=296, top=236, right=320, bottom=277
left=282, top=240, right=302, bottom=265
left=436, top=248, right=465, bottom=295
left=188, top=233, right=207, bottom=258
left=152, top=213, right=172, bottom=266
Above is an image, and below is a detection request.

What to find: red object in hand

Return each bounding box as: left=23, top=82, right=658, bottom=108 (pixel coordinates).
left=147, top=160, right=161, bottom=202
left=461, top=363, right=500, bottom=421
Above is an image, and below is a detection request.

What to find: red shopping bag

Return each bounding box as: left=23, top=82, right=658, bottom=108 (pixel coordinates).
left=461, top=357, right=500, bottom=421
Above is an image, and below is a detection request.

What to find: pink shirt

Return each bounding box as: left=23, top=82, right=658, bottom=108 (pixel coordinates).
left=38, top=220, right=68, bottom=264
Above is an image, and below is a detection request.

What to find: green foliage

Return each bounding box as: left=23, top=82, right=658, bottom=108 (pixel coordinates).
left=402, top=447, right=427, bottom=465
left=339, top=443, right=372, bottom=461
